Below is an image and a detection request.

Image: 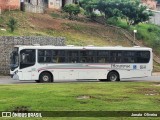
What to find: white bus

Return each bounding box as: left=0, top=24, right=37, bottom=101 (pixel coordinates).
left=10, top=45, right=153, bottom=82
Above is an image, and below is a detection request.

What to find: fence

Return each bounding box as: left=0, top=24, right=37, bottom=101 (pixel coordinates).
left=0, top=36, right=65, bottom=75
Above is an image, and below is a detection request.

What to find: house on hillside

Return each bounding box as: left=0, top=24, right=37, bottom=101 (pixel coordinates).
left=24, top=0, right=78, bottom=9
left=0, top=0, right=20, bottom=11
left=141, top=0, right=157, bottom=10
left=24, top=0, right=76, bottom=13
left=0, top=0, right=77, bottom=13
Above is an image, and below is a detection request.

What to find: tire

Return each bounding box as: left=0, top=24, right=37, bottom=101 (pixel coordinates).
left=107, top=71, right=119, bottom=82
left=39, top=72, right=52, bottom=83
left=35, top=80, right=40, bottom=83
left=99, top=79, right=107, bottom=82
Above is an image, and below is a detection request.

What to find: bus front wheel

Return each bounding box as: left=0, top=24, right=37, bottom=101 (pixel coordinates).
left=107, top=71, right=120, bottom=82
left=39, top=72, right=52, bottom=83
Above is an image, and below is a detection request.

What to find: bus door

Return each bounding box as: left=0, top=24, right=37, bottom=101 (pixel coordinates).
left=20, top=49, right=36, bottom=80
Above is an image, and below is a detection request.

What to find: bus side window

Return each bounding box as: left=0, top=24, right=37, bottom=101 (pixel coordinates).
left=56, top=57, right=59, bottom=63
left=97, top=58, right=105, bottom=63
left=80, top=57, right=86, bottom=63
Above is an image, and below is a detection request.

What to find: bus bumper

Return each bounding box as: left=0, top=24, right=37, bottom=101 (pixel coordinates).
left=11, top=74, right=19, bottom=80
left=10, top=74, right=13, bottom=78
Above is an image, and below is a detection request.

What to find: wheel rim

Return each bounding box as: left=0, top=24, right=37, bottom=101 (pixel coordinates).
left=110, top=74, right=117, bottom=81
left=43, top=75, right=49, bottom=82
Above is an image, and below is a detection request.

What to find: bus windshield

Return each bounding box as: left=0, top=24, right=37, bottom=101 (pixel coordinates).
left=10, top=51, right=19, bottom=71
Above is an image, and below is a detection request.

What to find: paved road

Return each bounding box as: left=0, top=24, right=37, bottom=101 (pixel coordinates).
left=0, top=76, right=160, bottom=84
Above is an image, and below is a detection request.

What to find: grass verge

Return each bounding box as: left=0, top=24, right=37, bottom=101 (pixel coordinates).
left=0, top=82, right=160, bottom=111
left=0, top=82, right=160, bottom=119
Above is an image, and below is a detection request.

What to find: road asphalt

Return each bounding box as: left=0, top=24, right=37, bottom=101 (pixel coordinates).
left=0, top=74, right=160, bottom=84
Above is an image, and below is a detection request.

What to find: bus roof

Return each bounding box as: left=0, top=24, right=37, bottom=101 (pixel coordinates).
left=16, top=45, right=152, bottom=51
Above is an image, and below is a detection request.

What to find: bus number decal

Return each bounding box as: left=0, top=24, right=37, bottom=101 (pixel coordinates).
left=133, top=65, right=137, bottom=70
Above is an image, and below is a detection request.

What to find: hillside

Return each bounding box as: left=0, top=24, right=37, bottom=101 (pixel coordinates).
left=0, top=11, right=132, bottom=46
left=0, top=10, right=160, bottom=71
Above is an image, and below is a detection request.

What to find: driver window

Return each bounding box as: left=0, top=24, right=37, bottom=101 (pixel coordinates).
left=20, top=49, right=35, bottom=69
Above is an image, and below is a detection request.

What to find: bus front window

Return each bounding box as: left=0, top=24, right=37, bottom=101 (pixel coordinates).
left=10, top=51, right=19, bottom=71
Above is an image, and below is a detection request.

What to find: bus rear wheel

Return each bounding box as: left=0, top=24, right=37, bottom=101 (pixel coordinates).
left=99, top=79, right=107, bottom=82
left=39, top=72, right=52, bottom=83
left=107, top=71, right=120, bottom=82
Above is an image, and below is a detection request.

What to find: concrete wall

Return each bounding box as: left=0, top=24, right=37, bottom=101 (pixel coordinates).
left=65, top=0, right=73, bottom=5
left=48, top=0, right=62, bottom=9
left=0, top=36, right=65, bottom=75
left=149, top=10, right=160, bottom=25
left=25, top=2, right=44, bottom=13
left=27, top=0, right=44, bottom=6
left=48, top=0, right=73, bottom=9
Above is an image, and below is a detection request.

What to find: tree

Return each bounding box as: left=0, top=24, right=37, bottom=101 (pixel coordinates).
left=96, top=0, right=152, bottom=25
left=63, top=4, right=81, bottom=20
left=79, top=0, right=97, bottom=17
left=79, top=0, right=152, bottom=25
left=7, top=17, right=17, bottom=32
left=120, top=1, right=152, bottom=25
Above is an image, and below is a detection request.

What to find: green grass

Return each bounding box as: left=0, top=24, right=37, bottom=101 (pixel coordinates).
left=0, top=82, right=160, bottom=119
left=113, top=19, right=160, bottom=55
left=0, top=82, right=160, bottom=111
left=134, top=24, right=160, bottom=54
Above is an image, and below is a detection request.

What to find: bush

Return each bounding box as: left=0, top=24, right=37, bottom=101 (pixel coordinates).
left=0, top=16, right=4, bottom=24
left=63, top=4, right=81, bottom=20
left=106, top=17, right=129, bottom=29
left=106, top=17, right=118, bottom=25
left=7, top=17, right=17, bottom=32
left=90, top=12, right=97, bottom=20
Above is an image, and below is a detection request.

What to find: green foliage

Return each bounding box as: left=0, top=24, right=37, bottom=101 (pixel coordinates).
left=7, top=17, right=17, bottom=32
left=63, top=4, right=81, bottom=20
left=107, top=18, right=129, bottom=29
left=50, top=12, right=61, bottom=18
left=106, top=17, right=118, bottom=25
left=80, top=0, right=152, bottom=25
left=79, top=0, right=97, bottom=18
left=0, top=16, right=4, bottom=24
left=133, top=23, right=160, bottom=53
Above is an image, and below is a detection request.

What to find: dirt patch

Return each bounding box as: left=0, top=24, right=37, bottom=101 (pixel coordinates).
left=136, top=88, right=159, bottom=96
left=155, top=99, right=160, bottom=103
left=76, top=95, right=129, bottom=102
left=76, top=95, right=91, bottom=100
left=12, top=106, right=29, bottom=112
left=152, top=82, right=160, bottom=87
left=28, top=13, right=108, bottom=32
left=154, top=84, right=160, bottom=86
left=29, top=14, right=64, bottom=30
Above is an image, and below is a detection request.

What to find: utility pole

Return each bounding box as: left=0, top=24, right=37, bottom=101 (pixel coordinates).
left=133, top=30, right=137, bottom=45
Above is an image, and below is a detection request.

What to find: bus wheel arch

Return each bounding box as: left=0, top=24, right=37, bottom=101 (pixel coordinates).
left=39, top=71, right=53, bottom=83
left=107, top=70, right=120, bottom=82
